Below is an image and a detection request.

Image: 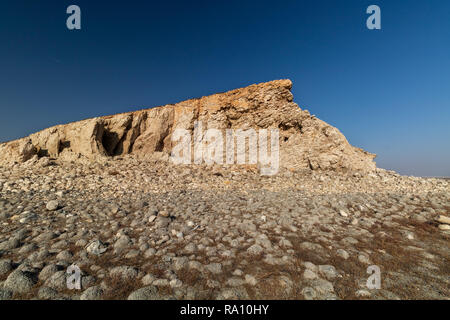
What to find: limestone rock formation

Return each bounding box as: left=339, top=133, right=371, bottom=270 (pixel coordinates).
left=0, top=80, right=376, bottom=172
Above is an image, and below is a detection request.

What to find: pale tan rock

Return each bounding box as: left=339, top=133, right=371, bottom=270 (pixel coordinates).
left=436, top=215, right=450, bottom=225
left=0, top=138, right=37, bottom=163
left=0, top=79, right=376, bottom=172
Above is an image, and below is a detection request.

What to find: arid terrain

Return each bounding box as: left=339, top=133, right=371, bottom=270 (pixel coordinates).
left=0, top=159, right=449, bottom=300
left=0, top=80, right=449, bottom=300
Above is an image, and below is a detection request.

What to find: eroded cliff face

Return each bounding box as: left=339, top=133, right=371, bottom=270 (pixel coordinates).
left=0, top=79, right=376, bottom=172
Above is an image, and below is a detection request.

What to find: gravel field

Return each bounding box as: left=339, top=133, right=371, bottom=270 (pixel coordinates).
left=0, top=156, right=448, bottom=300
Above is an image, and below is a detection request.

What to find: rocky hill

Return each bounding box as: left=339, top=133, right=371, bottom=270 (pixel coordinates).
left=0, top=80, right=376, bottom=172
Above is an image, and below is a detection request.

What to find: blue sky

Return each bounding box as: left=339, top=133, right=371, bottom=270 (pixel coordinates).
left=0, top=1, right=449, bottom=176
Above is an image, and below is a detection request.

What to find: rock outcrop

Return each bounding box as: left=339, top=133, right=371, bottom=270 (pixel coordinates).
left=0, top=79, right=376, bottom=172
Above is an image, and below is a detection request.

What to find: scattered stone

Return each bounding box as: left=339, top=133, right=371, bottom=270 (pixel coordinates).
left=303, top=262, right=318, bottom=272
left=358, top=254, right=371, bottom=264
left=301, top=287, right=317, bottom=300
left=75, top=239, right=88, bottom=247
left=125, top=250, right=140, bottom=259
left=44, top=271, right=67, bottom=290
left=183, top=243, right=197, bottom=254
left=336, top=249, right=350, bottom=260
left=39, top=264, right=60, bottom=281
left=246, top=244, right=263, bottom=256
left=207, top=279, right=220, bottom=288
left=356, top=290, right=371, bottom=298
left=80, top=286, right=104, bottom=300
left=0, top=238, right=21, bottom=250
left=227, top=277, right=245, bottom=287
left=300, top=242, right=323, bottom=251
left=143, top=248, right=156, bottom=258
left=436, top=215, right=450, bottom=225
left=4, top=270, right=37, bottom=293
left=114, top=235, right=132, bottom=250
left=173, top=257, right=189, bottom=271
left=205, top=263, right=222, bottom=274
left=245, top=274, right=258, bottom=286
left=155, top=217, right=170, bottom=228
left=303, top=269, right=318, bottom=280
left=37, top=287, right=62, bottom=300
left=19, top=243, right=38, bottom=254
left=169, top=279, right=183, bottom=288
left=339, top=209, right=348, bottom=217
left=218, top=287, right=249, bottom=300
left=0, top=289, right=13, bottom=300
left=318, top=265, right=338, bottom=280
left=86, top=240, right=108, bottom=255
left=128, top=286, right=163, bottom=300
left=142, top=274, right=156, bottom=286
left=19, top=212, right=38, bottom=224
left=56, top=250, right=73, bottom=261
left=152, top=279, right=169, bottom=287
left=0, top=259, right=13, bottom=277
left=46, top=200, right=59, bottom=211
left=311, top=278, right=335, bottom=295
left=233, top=269, right=244, bottom=276
left=109, top=266, right=138, bottom=281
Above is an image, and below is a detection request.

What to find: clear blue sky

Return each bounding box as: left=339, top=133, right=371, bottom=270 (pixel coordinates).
left=0, top=1, right=449, bottom=176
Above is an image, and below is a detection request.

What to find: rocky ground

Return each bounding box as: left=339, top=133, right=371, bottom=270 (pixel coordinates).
left=0, top=155, right=449, bottom=300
